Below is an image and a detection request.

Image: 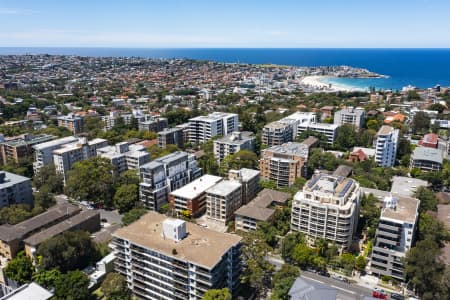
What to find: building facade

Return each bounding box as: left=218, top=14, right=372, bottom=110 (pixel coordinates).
left=375, top=125, right=399, bottom=167
left=228, top=168, right=260, bottom=205
left=0, top=171, right=33, bottom=209
left=410, top=147, right=443, bottom=172
left=370, top=195, right=420, bottom=281
left=261, top=121, right=294, bottom=147
left=291, top=174, right=361, bottom=248
left=213, top=131, right=255, bottom=163
left=260, top=142, right=310, bottom=187
left=158, top=127, right=185, bottom=149
left=297, top=123, right=339, bottom=145
left=112, top=212, right=242, bottom=300
left=206, top=180, right=242, bottom=224
left=334, top=107, right=365, bottom=129
left=188, top=112, right=238, bottom=144
left=0, top=134, right=55, bottom=165
left=97, top=142, right=150, bottom=173
left=169, top=174, right=223, bottom=217
left=57, top=113, right=83, bottom=134
left=138, top=116, right=168, bottom=132
left=139, top=151, right=202, bottom=211
left=32, top=136, right=78, bottom=173
left=53, top=138, right=108, bottom=181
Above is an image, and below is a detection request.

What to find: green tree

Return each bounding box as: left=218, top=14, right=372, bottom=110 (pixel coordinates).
left=241, top=228, right=274, bottom=297
left=33, top=163, right=63, bottom=194
left=306, top=149, right=339, bottom=174
left=201, top=288, right=232, bottom=300
left=405, top=239, right=446, bottom=299
left=360, top=193, right=381, bottom=238
left=270, top=264, right=300, bottom=300
left=101, top=273, right=131, bottom=300
left=291, top=243, right=315, bottom=268
left=113, top=184, right=138, bottom=213
left=54, top=270, right=92, bottom=300
left=335, top=124, right=358, bottom=150
left=37, top=230, right=100, bottom=272
left=338, top=253, right=356, bottom=275
left=411, top=112, right=430, bottom=135
left=32, top=269, right=61, bottom=289
left=0, top=204, right=43, bottom=225
left=33, top=185, right=55, bottom=209
left=414, top=187, right=438, bottom=212
left=355, top=255, right=367, bottom=271
left=65, top=157, right=115, bottom=207
left=122, top=208, right=148, bottom=226
left=219, top=150, right=258, bottom=176
left=366, top=119, right=379, bottom=131
left=418, top=212, right=450, bottom=245
left=281, top=232, right=306, bottom=262
left=4, top=251, right=34, bottom=284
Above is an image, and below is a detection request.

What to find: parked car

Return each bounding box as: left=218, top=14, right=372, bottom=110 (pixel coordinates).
left=372, top=288, right=388, bottom=300
left=318, top=270, right=330, bottom=277
left=390, top=293, right=405, bottom=300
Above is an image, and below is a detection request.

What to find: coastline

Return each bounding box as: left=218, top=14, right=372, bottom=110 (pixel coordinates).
left=299, top=75, right=367, bottom=92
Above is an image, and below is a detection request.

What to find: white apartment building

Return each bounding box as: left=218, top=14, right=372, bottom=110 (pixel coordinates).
left=53, top=138, right=108, bottom=181
left=139, top=151, right=202, bottom=211
left=112, top=212, right=242, bottom=300
left=375, top=125, right=399, bottom=167
left=97, top=142, right=150, bottom=173
left=291, top=173, right=361, bottom=248
left=297, top=123, right=339, bottom=145
left=370, top=195, right=420, bottom=281
left=32, top=136, right=78, bottom=173
left=228, top=168, right=260, bottom=205
left=206, top=180, right=242, bottom=224
left=188, top=112, right=238, bottom=144
left=213, top=131, right=255, bottom=163
left=262, top=112, right=316, bottom=147
left=334, top=107, right=365, bottom=129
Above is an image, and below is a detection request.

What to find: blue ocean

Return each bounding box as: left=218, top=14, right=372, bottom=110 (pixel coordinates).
left=1, top=48, right=450, bottom=91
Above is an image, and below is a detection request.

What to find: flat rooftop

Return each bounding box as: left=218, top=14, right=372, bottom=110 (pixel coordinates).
left=0, top=171, right=30, bottom=188
left=381, top=195, right=420, bottom=224
left=206, top=180, right=241, bottom=197
left=377, top=125, right=395, bottom=136
left=229, top=168, right=260, bottom=181
left=32, top=136, right=78, bottom=150
left=304, top=174, right=357, bottom=199
left=265, top=142, right=308, bottom=157
left=215, top=131, right=255, bottom=145
left=170, top=175, right=222, bottom=199
left=113, top=211, right=242, bottom=269
left=264, top=121, right=290, bottom=129
left=390, top=176, right=428, bottom=197
left=0, top=282, right=53, bottom=300
left=411, top=147, right=444, bottom=164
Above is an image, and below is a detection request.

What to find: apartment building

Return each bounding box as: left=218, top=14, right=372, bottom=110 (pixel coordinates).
left=370, top=195, right=420, bottom=281
left=188, top=112, right=238, bottom=144
left=24, top=210, right=100, bottom=259
left=53, top=138, right=108, bottom=181
left=410, top=147, right=443, bottom=172
left=260, top=142, right=310, bottom=187
left=0, top=203, right=80, bottom=260
left=375, top=126, right=399, bottom=167
left=169, top=174, right=223, bottom=217
left=262, top=121, right=294, bottom=147
left=0, top=134, right=54, bottom=165
left=206, top=180, right=242, bottom=224
left=97, top=142, right=150, bottom=173
left=138, top=116, right=168, bottom=132
left=235, top=189, right=289, bottom=232
left=111, top=212, right=242, bottom=300
left=175, top=123, right=190, bottom=145
left=334, top=107, right=365, bottom=129
left=228, top=168, right=260, bottom=205
left=213, top=131, right=255, bottom=163
left=0, top=171, right=32, bottom=209
left=158, top=127, right=184, bottom=149
left=32, top=136, right=78, bottom=173
left=291, top=174, right=361, bottom=248
left=139, top=151, right=202, bottom=211
left=57, top=113, right=83, bottom=134
left=262, top=112, right=317, bottom=147
left=297, top=123, right=339, bottom=145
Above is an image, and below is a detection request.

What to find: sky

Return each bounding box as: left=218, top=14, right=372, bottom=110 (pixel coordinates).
left=0, top=0, right=449, bottom=48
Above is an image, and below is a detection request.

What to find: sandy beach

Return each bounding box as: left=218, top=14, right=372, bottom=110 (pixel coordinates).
left=300, top=75, right=365, bottom=92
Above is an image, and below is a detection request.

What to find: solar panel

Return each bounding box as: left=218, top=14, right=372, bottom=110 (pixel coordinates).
left=339, top=180, right=353, bottom=197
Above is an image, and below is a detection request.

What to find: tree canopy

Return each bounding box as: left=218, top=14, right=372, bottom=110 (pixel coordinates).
left=4, top=251, right=34, bottom=285
left=54, top=270, right=92, bottom=300
left=201, top=288, right=232, bottom=300
left=101, top=273, right=131, bottom=300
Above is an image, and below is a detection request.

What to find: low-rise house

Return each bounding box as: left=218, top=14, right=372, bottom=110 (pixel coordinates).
left=234, top=189, right=289, bottom=232
left=418, top=133, right=439, bottom=149
left=410, top=147, right=444, bottom=172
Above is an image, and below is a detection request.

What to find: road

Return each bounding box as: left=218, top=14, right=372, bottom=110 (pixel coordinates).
left=301, top=270, right=373, bottom=300
left=266, top=255, right=373, bottom=299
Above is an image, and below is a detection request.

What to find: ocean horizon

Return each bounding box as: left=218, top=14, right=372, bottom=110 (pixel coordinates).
left=1, top=47, right=450, bottom=91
